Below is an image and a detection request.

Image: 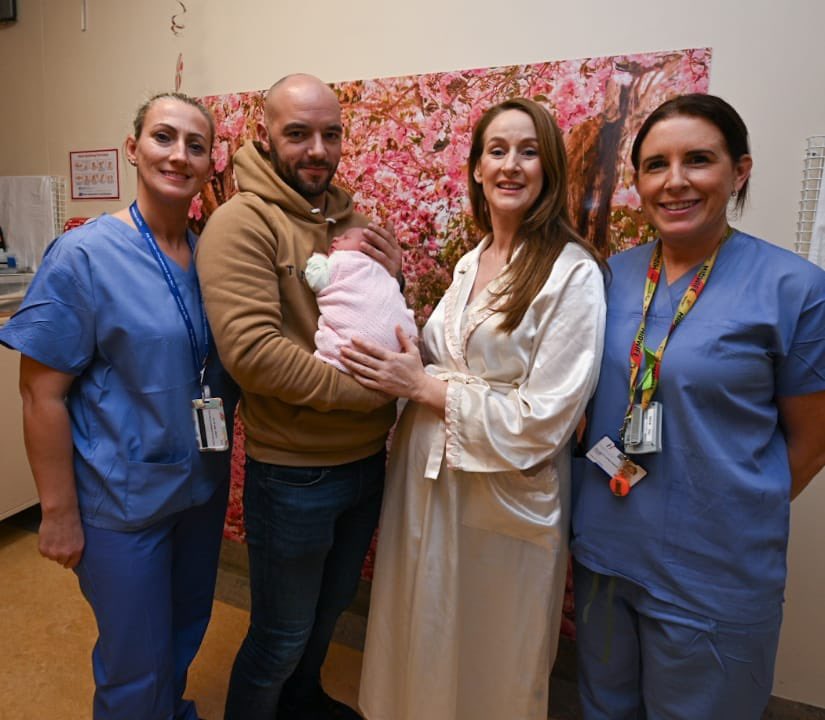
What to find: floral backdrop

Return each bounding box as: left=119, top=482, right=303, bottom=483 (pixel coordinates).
left=196, top=48, right=712, bottom=638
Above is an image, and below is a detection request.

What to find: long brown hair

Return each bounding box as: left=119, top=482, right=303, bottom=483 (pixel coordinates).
left=468, top=98, right=605, bottom=333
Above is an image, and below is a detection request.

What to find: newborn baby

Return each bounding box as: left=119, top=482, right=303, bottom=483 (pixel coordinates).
left=305, top=227, right=417, bottom=373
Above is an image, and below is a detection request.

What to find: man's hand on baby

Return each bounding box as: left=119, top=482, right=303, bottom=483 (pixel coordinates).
left=361, top=221, right=404, bottom=283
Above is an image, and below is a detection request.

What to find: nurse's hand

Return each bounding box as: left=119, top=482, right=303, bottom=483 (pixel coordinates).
left=39, top=506, right=84, bottom=569
left=19, top=355, right=84, bottom=569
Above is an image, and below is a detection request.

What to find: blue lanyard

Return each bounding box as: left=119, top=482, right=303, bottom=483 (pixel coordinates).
left=129, top=202, right=208, bottom=384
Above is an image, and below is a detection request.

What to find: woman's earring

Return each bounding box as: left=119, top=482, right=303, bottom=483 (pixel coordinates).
left=730, top=189, right=737, bottom=198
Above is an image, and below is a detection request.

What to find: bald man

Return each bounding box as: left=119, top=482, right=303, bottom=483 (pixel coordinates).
left=197, top=74, right=403, bottom=720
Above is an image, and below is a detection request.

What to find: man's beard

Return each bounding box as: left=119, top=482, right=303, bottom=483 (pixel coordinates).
left=267, top=144, right=336, bottom=202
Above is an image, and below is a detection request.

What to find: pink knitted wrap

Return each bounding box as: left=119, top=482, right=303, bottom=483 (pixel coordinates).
left=311, top=251, right=417, bottom=372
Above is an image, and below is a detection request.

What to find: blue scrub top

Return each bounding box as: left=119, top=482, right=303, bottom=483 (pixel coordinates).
left=572, top=231, right=825, bottom=623
left=0, top=215, right=237, bottom=531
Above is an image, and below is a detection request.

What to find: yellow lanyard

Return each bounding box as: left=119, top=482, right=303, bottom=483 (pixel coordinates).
left=621, top=228, right=731, bottom=437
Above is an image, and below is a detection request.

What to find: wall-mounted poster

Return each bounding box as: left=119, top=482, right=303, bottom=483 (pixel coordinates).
left=195, top=48, right=710, bottom=326
left=70, top=148, right=119, bottom=200
left=196, top=50, right=712, bottom=636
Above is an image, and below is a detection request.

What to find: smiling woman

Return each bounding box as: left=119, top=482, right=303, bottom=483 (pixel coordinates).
left=571, top=94, right=825, bottom=720
left=118, top=95, right=215, bottom=267
left=350, top=98, right=607, bottom=720
left=0, top=92, right=237, bottom=720
left=632, top=113, right=751, bottom=280
left=472, top=109, right=544, bottom=226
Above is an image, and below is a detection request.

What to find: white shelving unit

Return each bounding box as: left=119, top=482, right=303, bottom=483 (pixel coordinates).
left=795, top=135, right=825, bottom=263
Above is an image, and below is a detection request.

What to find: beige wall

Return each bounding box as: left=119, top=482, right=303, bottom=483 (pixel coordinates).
left=1, top=0, right=824, bottom=706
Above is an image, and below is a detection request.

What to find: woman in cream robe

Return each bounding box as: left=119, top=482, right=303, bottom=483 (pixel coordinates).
left=342, top=99, right=606, bottom=720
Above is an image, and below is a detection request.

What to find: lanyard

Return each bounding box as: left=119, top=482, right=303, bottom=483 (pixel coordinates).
left=621, top=228, right=731, bottom=436
left=129, top=202, right=208, bottom=384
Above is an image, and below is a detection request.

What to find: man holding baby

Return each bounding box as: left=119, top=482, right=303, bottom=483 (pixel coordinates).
left=196, top=73, right=405, bottom=720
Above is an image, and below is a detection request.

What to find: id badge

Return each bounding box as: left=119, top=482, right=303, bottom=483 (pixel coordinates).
left=622, top=401, right=663, bottom=454
left=192, top=396, right=229, bottom=452
left=586, top=436, right=647, bottom=497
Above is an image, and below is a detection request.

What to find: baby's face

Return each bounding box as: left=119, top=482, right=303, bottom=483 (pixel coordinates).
left=330, top=227, right=366, bottom=253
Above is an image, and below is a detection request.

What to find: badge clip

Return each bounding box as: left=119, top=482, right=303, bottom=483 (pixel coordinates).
left=622, top=401, right=662, bottom=455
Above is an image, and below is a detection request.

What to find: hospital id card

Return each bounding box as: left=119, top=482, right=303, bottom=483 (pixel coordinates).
left=192, top=397, right=229, bottom=452
left=586, top=436, right=647, bottom=491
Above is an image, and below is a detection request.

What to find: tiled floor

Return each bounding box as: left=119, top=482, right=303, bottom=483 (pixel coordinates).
left=0, top=510, right=361, bottom=720
left=2, top=507, right=822, bottom=720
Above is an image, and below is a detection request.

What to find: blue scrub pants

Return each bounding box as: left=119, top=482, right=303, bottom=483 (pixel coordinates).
left=223, top=451, right=385, bottom=720
left=75, top=480, right=228, bottom=720
left=573, top=560, right=782, bottom=720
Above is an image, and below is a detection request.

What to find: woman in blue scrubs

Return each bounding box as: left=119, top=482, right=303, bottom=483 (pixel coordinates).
left=0, top=93, right=236, bottom=719
left=572, top=94, right=825, bottom=720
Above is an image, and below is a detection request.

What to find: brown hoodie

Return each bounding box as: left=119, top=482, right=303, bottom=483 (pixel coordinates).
left=196, top=140, right=395, bottom=466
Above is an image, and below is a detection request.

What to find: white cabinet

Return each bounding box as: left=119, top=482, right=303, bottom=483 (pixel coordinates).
left=0, top=344, right=38, bottom=520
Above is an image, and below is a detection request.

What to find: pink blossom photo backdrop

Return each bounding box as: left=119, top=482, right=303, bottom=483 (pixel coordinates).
left=195, top=48, right=711, bottom=637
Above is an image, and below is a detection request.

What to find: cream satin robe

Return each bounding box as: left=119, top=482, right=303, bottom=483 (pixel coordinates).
left=359, top=239, right=606, bottom=720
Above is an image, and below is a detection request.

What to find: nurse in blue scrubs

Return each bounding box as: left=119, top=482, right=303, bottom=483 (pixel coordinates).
left=572, top=94, right=825, bottom=720
left=0, top=93, right=236, bottom=720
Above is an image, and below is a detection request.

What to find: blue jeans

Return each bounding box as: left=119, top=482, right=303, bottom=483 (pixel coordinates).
left=573, top=560, right=782, bottom=720
left=224, top=451, right=385, bottom=720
